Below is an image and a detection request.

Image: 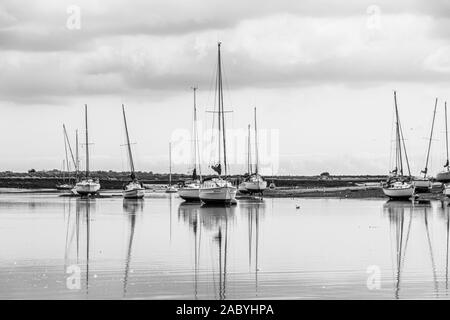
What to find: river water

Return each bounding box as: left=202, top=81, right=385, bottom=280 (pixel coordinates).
left=0, top=191, right=449, bottom=299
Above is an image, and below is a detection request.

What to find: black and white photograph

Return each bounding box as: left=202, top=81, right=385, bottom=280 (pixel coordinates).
left=1, top=0, right=450, bottom=308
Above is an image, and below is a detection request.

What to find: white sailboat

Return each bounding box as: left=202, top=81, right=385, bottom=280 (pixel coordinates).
left=412, top=98, right=437, bottom=193
left=438, top=102, right=450, bottom=186
left=121, top=104, right=145, bottom=199
left=178, top=87, right=202, bottom=201
left=199, top=42, right=237, bottom=205
left=244, top=107, right=267, bottom=194
left=382, top=91, right=414, bottom=200
left=440, top=102, right=450, bottom=196
left=75, top=104, right=101, bottom=196
left=166, top=142, right=178, bottom=193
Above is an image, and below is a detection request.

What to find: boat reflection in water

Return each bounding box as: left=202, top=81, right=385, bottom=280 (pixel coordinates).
left=384, top=200, right=450, bottom=299
left=178, top=199, right=265, bottom=299
left=122, top=198, right=143, bottom=297
left=64, top=198, right=96, bottom=296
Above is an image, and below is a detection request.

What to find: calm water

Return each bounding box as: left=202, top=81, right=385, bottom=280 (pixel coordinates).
left=1, top=192, right=450, bottom=299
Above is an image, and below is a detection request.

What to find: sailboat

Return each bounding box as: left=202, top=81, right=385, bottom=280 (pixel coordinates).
left=178, top=86, right=202, bottom=201
left=382, top=91, right=414, bottom=200
left=166, top=142, right=178, bottom=193
left=438, top=102, right=450, bottom=185
left=412, top=98, right=438, bottom=193
left=199, top=42, right=237, bottom=205
left=121, top=104, right=145, bottom=199
left=244, top=107, right=267, bottom=194
left=75, top=104, right=101, bottom=196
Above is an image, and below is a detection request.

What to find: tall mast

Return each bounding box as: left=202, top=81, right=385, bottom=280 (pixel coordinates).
left=75, top=130, right=79, bottom=180
left=446, top=101, right=449, bottom=170
left=169, top=142, right=172, bottom=186
left=84, top=104, right=89, bottom=178
left=62, top=160, right=66, bottom=183
left=63, top=127, right=71, bottom=173
left=122, top=104, right=135, bottom=179
left=192, top=86, right=202, bottom=180
left=393, top=91, right=403, bottom=175
left=217, top=42, right=228, bottom=176
left=399, top=119, right=412, bottom=177
left=422, top=98, right=438, bottom=178
left=247, top=124, right=252, bottom=175
left=254, top=107, right=259, bottom=175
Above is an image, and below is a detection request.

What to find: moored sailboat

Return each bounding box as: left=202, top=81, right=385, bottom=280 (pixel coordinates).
left=178, top=87, right=202, bottom=201
left=244, top=107, right=267, bottom=195
left=75, top=104, right=101, bottom=196
left=199, top=42, right=237, bottom=205
left=438, top=102, right=450, bottom=188
left=121, top=104, right=145, bottom=199
left=412, top=98, right=438, bottom=193
left=382, top=91, right=414, bottom=200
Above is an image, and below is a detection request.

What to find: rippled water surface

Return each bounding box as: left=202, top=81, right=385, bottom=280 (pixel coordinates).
left=1, top=192, right=450, bottom=299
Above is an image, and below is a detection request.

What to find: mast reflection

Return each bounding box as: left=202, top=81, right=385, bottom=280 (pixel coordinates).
left=63, top=198, right=96, bottom=295
left=122, top=198, right=143, bottom=297
left=178, top=202, right=236, bottom=299
left=384, top=200, right=447, bottom=299
left=178, top=200, right=265, bottom=299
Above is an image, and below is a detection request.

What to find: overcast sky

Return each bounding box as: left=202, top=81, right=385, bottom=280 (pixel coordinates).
left=1, top=0, right=450, bottom=175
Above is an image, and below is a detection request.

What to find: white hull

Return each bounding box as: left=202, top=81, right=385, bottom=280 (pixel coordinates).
left=123, top=188, right=145, bottom=199
left=165, top=186, right=178, bottom=193
left=75, top=180, right=101, bottom=195
left=444, top=185, right=450, bottom=197
left=199, top=186, right=237, bottom=204
left=244, top=180, right=267, bottom=192
left=238, top=182, right=248, bottom=194
left=178, top=187, right=200, bottom=201
left=382, top=185, right=414, bottom=199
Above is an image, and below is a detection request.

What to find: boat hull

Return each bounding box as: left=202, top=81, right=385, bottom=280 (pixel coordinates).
left=238, top=182, right=249, bottom=194
left=199, top=186, right=237, bottom=204
left=382, top=186, right=414, bottom=199
left=56, top=184, right=74, bottom=190
left=444, top=185, right=450, bottom=197
left=165, top=186, right=178, bottom=193
left=75, top=181, right=101, bottom=195
left=437, top=171, right=450, bottom=183
left=244, top=180, right=268, bottom=193
left=412, top=178, right=432, bottom=193
left=178, top=187, right=200, bottom=201
left=123, top=188, right=145, bottom=199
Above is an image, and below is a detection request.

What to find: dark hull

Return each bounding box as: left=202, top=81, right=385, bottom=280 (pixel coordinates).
left=200, top=199, right=237, bottom=206
left=56, top=185, right=74, bottom=190
left=179, top=195, right=201, bottom=202
left=414, top=187, right=431, bottom=193
left=436, top=171, right=450, bottom=183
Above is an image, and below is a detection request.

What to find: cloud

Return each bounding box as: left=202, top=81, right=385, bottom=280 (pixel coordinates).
left=0, top=0, right=449, bottom=105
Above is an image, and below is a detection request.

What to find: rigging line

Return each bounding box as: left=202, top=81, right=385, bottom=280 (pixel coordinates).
left=446, top=102, right=449, bottom=170
left=422, top=98, right=438, bottom=177
left=424, top=211, right=439, bottom=297
left=400, top=210, right=413, bottom=275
